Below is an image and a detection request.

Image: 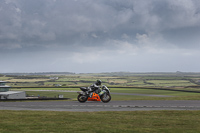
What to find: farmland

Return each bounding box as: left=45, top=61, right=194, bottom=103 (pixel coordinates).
left=1, top=72, right=200, bottom=100
left=1, top=72, right=200, bottom=88
left=1, top=72, right=200, bottom=132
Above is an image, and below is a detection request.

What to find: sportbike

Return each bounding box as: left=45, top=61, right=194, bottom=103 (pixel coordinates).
left=77, top=85, right=111, bottom=103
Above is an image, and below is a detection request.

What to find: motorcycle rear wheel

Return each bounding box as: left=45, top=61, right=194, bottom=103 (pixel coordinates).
left=77, top=94, right=88, bottom=103
left=100, top=93, right=111, bottom=103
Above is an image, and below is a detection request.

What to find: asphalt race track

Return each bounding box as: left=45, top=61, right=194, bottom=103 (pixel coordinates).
left=0, top=100, right=200, bottom=112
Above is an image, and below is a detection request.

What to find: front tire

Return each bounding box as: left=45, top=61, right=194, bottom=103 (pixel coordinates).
left=77, top=94, right=88, bottom=103
left=100, top=93, right=111, bottom=103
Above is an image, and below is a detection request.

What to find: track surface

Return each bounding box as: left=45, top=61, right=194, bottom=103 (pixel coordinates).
left=1, top=100, right=200, bottom=112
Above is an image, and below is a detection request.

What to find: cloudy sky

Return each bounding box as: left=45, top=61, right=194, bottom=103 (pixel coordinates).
left=0, top=0, right=200, bottom=73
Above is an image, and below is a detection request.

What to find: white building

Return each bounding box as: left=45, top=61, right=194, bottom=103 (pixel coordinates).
left=0, top=91, right=26, bottom=99
left=49, top=77, right=59, bottom=80
left=0, top=81, right=26, bottom=99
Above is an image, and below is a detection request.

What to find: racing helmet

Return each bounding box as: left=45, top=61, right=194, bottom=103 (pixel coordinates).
left=96, top=79, right=102, bottom=86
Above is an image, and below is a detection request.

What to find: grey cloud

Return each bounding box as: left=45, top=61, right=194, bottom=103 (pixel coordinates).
left=1, top=0, right=199, bottom=50
left=1, top=0, right=200, bottom=73
left=162, top=26, right=200, bottom=48
left=0, top=0, right=136, bottom=49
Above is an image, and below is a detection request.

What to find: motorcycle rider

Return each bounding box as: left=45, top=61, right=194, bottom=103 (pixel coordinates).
left=89, top=79, right=102, bottom=97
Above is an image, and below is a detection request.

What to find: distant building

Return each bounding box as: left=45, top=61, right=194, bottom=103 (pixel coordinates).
left=0, top=81, right=26, bottom=99
left=54, top=84, right=61, bottom=87
left=49, top=77, right=59, bottom=80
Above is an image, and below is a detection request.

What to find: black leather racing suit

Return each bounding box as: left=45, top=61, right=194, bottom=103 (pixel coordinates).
left=89, top=83, right=101, bottom=96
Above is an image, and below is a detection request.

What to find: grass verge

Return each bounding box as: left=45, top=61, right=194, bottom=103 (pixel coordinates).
left=0, top=110, right=200, bottom=133
left=23, top=87, right=200, bottom=101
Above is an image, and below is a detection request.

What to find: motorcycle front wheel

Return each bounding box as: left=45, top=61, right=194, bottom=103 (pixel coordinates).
left=77, top=94, right=88, bottom=103
left=100, top=93, right=111, bottom=103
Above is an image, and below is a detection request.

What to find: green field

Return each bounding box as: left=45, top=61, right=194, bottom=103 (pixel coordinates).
left=0, top=110, right=200, bottom=133
left=2, top=72, right=200, bottom=100
left=2, top=72, right=200, bottom=89
left=22, top=87, right=200, bottom=100
left=1, top=73, right=200, bottom=132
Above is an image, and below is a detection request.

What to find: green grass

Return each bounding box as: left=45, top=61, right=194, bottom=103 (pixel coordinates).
left=2, top=74, right=200, bottom=132
left=148, top=80, right=195, bottom=87
left=21, top=87, right=200, bottom=101
left=0, top=110, right=200, bottom=133
left=4, top=74, right=199, bottom=88
left=111, top=94, right=200, bottom=100
left=26, top=91, right=78, bottom=100
left=18, top=87, right=80, bottom=91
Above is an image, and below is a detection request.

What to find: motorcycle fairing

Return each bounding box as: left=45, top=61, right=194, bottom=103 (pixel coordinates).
left=87, top=93, right=101, bottom=101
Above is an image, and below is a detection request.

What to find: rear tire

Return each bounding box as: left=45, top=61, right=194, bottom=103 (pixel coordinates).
left=100, top=93, right=111, bottom=103
left=77, top=94, right=88, bottom=103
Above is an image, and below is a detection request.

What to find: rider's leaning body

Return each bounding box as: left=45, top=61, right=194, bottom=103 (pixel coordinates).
left=89, top=79, right=102, bottom=97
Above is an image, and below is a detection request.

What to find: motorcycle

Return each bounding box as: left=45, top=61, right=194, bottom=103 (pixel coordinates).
left=77, top=85, right=111, bottom=103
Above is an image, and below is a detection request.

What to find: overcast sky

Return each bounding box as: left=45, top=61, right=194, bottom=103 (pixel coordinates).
left=0, top=0, right=200, bottom=73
